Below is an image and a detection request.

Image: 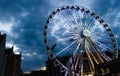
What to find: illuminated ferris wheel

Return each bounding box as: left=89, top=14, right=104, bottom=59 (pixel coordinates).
left=43, top=5, right=118, bottom=76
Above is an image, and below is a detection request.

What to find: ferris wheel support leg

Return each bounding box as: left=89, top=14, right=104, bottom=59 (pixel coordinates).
left=86, top=37, right=104, bottom=63
left=85, top=44, right=95, bottom=75
left=86, top=37, right=109, bottom=75
left=67, top=61, right=73, bottom=76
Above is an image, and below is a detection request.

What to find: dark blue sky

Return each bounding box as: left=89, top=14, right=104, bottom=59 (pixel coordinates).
left=0, top=0, right=120, bottom=72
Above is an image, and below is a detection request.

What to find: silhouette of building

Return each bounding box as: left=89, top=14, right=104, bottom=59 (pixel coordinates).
left=20, top=70, right=47, bottom=76
left=31, top=70, right=47, bottom=76
left=0, top=33, right=21, bottom=76
left=0, top=34, right=6, bottom=76
left=46, top=58, right=61, bottom=76
left=4, top=47, right=21, bottom=76
left=46, top=55, right=71, bottom=76
left=95, top=58, right=120, bottom=76
left=45, top=52, right=120, bottom=76
left=19, top=51, right=120, bottom=76
left=20, top=73, right=31, bottom=76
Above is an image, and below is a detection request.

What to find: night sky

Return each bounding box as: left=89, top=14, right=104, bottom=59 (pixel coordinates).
left=0, top=0, right=120, bottom=72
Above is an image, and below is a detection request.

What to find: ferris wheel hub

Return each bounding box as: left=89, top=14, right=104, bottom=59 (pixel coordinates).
left=83, top=29, right=91, bottom=37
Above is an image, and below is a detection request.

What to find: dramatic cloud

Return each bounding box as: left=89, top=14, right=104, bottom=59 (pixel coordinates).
left=0, top=0, right=120, bottom=72
left=90, top=0, right=120, bottom=46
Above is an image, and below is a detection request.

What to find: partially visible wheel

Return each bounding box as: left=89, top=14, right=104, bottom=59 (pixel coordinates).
left=44, top=5, right=118, bottom=75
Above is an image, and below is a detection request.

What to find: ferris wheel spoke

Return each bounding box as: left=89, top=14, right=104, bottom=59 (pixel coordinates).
left=91, top=32, right=111, bottom=43
left=98, top=39, right=113, bottom=44
left=73, top=41, right=81, bottom=56
left=83, top=12, right=86, bottom=24
left=86, top=16, right=94, bottom=29
left=58, top=13, right=72, bottom=28
left=94, top=39, right=113, bottom=51
left=72, top=45, right=81, bottom=70
left=68, top=9, right=78, bottom=25
left=54, top=57, right=68, bottom=70
left=93, top=36, right=113, bottom=45
left=74, top=50, right=83, bottom=73
left=77, top=11, right=84, bottom=28
left=86, top=43, right=100, bottom=64
left=56, top=44, right=73, bottom=55
left=74, top=10, right=80, bottom=25
left=82, top=12, right=87, bottom=29
left=95, top=38, right=111, bottom=44
left=89, top=22, right=101, bottom=31
left=92, top=29, right=108, bottom=35
left=72, top=10, right=80, bottom=26
left=93, top=41, right=112, bottom=61
left=95, top=37, right=113, bottom=44
left=66, top=10, right=76, bottom=26
left=86, top=37, right=104, bottom=63
left=72, top=39, right=85, bottom=73
left=56, top=39, right=78, bottom=56
left=77, top=15, right=82, bottom=27
left=85, top=42, right=95, bottom=72
left=58, top=35, right=78, bottom=42
left=67, top=48, right=75, bottom=55
left=90, top=38, right=112, bottom=61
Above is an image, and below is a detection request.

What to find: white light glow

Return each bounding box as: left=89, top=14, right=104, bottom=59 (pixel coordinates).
left=40, top=67, right=46, bottom=71
left=83, top=29, right=91, bottom=37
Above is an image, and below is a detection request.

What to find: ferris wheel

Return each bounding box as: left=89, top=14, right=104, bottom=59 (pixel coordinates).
left=43, top=5, right=118, bottom=76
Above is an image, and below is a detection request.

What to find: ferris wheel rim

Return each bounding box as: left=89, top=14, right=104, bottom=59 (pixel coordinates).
left=44, top=5, right=118, bottom=59
left=43, top=5, right=119, bottom=75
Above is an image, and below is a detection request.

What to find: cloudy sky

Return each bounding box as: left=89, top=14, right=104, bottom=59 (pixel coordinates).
left=0, top=0, right=120, bottom=72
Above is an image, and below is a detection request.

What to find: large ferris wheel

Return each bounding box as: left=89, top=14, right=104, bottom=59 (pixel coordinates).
left=43, top=5, right=118, bottom=76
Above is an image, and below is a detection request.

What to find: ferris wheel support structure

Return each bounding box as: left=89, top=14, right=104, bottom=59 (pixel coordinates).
left=43, top=5, right=118, bottom=76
